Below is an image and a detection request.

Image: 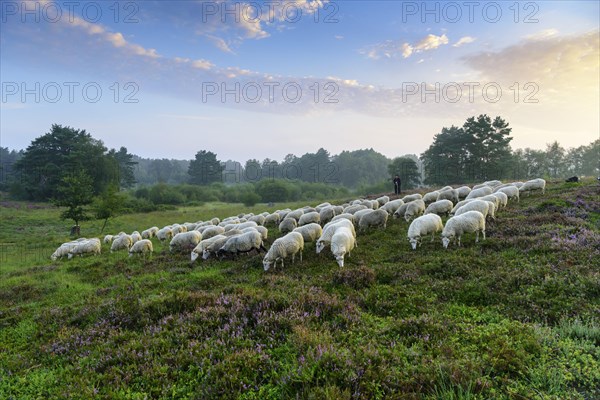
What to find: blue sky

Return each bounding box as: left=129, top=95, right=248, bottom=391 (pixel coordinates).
left=1, top=0, right=598, bottom=161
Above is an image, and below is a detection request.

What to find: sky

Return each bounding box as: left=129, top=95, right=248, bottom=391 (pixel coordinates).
left=1, top=0, right=599, bottom=162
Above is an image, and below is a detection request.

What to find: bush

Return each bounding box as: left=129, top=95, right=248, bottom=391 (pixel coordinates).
left=241, top=191, right=261, bottom=207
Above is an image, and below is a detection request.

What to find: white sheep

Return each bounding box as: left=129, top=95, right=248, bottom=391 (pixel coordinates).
left=298, top=211, right=320, bottom=226
left=393, top=201, right=411, bottom=219
left=404, top=199, right=426, bottom=222
left=249, top=215, right=266, bottom=226
left=217, top=230, right=266, bottom=258
left=264, top=213, right=281, bottom=226
left=401, top=193, right=422, bottom=203
left=111, top=234, right=132, bottom=252
left=407, top=214, right=443, bottom=250
left=455, top=199, right=494, bottom=221
left=242, top=226, right=268, bottom=241
left=201, top=235, right=234, bottom=260
left=285, top=209, right=305, bottom=222
left=51, top=241, right=81, bottom=261
left=279, top=217, right=298, bottom=234
left=358, top=209, right=389, bottom=232
left=183, top=222, right=198, bottom=231
left=496, top=185, right=520, bottom=202
left=191, top=235, right=224, bottom=262
left=472, top=183, right=492, bottom=190
left=353, top=208, right=374, bottom=225
left=319, top=207, right=336, bottom=225
left=201, top=226, right=226, bottom=240
left=131, top=231, right=142, bottom=244
left=479, top=195, right=500, bottom=211
left=423, top=191, right=440, bottom=204
left=156, top=227, right=173, bottom=242
left=171, top=224, right=187, bottom=235
left=491, top=191, right=508, bottom=208
left=332, top=205, right=344, bottom=215
left=141, top=227, right=158, bottom=239
left=437, top=189, right=459, bottom=203
left=315, top=202, right=332, bottom=212
left=376, top=195, right=390, bottom=206
left=381, top=199, right=404, bottom=215
left=456, top=186, right=472, bottom=199
left=316, top=219, right=356, bottom=254
left=330, top=227, right=356, bottom=267
left=225, top=221, right=257, bottom=232
left=68, top=238, right=101, bottom=259
left=425, top=199, right=453, bottom=216
left=263, top=232, right=304, bottom=271
left=330, top=213, right=356, bottom=225
left=293, top=223, right=323, bottom=243
left=511, top=182, right=524, bottom=188
left=465, top=186, right=493, bottom=200
left=519, top=178, right=546, bottom=196
left=343, top=204, right=368, bottom=215
left=441, top=211, right=486, bottom=248
left=129, top=239, right=153, bottom=257
left=103, top=235, right=113, bottom=244
left=170, top=231, right=202, bottom=252
left=439, top=185, right=453, bottom=192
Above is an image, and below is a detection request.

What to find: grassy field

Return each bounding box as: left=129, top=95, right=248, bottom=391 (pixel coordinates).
left=1, top=179, right=599, bottom=399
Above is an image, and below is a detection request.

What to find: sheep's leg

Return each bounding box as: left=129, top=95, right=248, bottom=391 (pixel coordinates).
left=299, top=250, right=303, bottom=263
left=291, top=253, right=295, bottom=264
left=476, top=231, right=479, bottom=243
left=482, top=229, right=486, bottom=240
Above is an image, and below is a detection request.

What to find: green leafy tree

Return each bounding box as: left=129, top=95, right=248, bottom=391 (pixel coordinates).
left=53, top=170, right=94, bottom=229
left=93, top=185, right=127, bottom=233
left=421, top=125, right=470, bottom=185
left=462, top=115, right=513, bottom=180
left=545, top=141, right=566, bottom=178
left=388, top=157, right=421, bottom=190
left=108, top=147, right=137, bottom=189
left=188, top=150, right=224, bottom=185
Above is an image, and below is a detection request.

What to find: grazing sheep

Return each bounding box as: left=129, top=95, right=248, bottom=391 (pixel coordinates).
left=183, top=222, right=198, bottom=231
left=423, top=191, right=440, bottom=204
left=442, top=211, right=486, bottom=248
left=225, top=221, right=257, bottom=232
left=472, top=183, right=492, bottom=190
left=156, top=227, right=173, bottom=242
left=286, top=209, right=305, bottom=222
left=511, top=182, right=524, bottom=188
left=200, top=226, right=226, bottom=240
left=170, top=231, right=202, bottom=252
left=437, top=189, right=459, bottom=203
left=279, top=217, right=298, bottom=234
left=376, top=195, right=390, bottom=206
left=381, top=199, right=404, bottom=215
left=496, top=186, right=520, bottom=202
left=332, top=205, right=344, bottom=215
left=343, top=204, right=368, bottom=215
left=519, top=178, right=546, bottom=196
left=111, top=234, right=132, bottom=252
left=404, top=199, right=426, bottom=222
left=393, top=201, right=412, bottom=219
left=401, top=193, right=422, bottom=203
left=439, top=185, right=453, bottom=192
left=293, top=223, right=323, bottom=243
left=171, top=224, right=187, bottom=235
left=263, top=232, right=304, bottom=271
left=103, top=235, right=113, bottom=244
left=242, top=226, right=268, bottom=241
left=141, top=227, right=159, bottom=239
left=129, top=239, right=153, bottom=257
left=315, top=202, right=332, bottom=212
left=68, top=238, right=101, bottom=259
left=483, top=180, right=502, bottom=188
left=51, top=241, right=81, bottom=261
left=298, top=211, right=320, bottom=226
left=465, top=186, right=493, bottom=200
left=456, top=186, right=472, bottom=199
left=491, top=192, right=508, bottom=208
left=249, top=215, right=266, bottom=226
left=264, top=213, right=281, bottom=226
left=330, top=213, right=356, bottom=225
left=358, top=209, right=389, bottom=232
left=191, top=235, right=224, bottom=262
left=276, top=209, right=291, bottom=220
left=319, top=206, right=336, bottom=225
left=302, top=206, right=317, bottom=214
left=353, top=208, right=374, bottom=226
left=330, top=227, right=356, bottom=267
left=425, top=199, right=453, bottom=216
left=479, top=195, right=500, bottom=211
left=455, top=199, right=494, bottom=221
left=202, top=235, right=234, bottom=260
left=450, top=199, right=473, bottom=215
left=407, top=214, right=444, bottom=250
left=217, top=230, right=266, bottom=258
left=317, top=219, right=356, bottom=254
left=363, top=199, right=379, bottom=209
left=131, top=231, right=142, bottom=244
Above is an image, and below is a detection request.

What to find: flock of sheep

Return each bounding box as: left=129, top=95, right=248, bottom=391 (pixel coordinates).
left=51, top=178, right=547, bottom=270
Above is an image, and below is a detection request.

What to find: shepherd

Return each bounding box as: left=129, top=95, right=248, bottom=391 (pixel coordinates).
left=393, top=175, right=401, bottom=195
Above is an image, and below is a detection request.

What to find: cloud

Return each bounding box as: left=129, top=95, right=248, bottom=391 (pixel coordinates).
left=205, top=35, right=236, bottom=54
left=414, top=34, right=449, bottom=51
left=525, top=29, right=559, bottom=41
left=362, top=33, right=449, bottom=60
left=335, top=35, right=344, bottom=40
left=453, top=36, right=476, bottom=47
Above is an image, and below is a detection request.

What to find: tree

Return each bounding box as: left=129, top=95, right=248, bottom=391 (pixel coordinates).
left=545, top=141, right=566, bottom=178
left=108, top=147, right=137, bottom=189
left=53, top=170, right=94, bottom=229
left=421, top=125, right=470, bottom=185
left=462, top=115, right=513, bottom=180
left=188, top=150, right=224, bottom=185
left=93, top=185, right=127, bottom=233
left=388, top=157, right=421, bottom=190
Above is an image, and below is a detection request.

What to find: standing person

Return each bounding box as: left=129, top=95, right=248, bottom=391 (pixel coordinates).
left=393, top=175, right=401, bottom=195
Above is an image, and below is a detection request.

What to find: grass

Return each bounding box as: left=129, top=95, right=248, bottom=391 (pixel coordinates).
left=1, top=178, right=599, bottom=399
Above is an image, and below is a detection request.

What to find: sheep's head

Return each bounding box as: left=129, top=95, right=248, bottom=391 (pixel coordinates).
left=68, top=252, right=74, bottom=260
left=404, top=213, right=412, bottom=223
left=263, top=260, right=272, bottom=271
left=202, top=249, right=211, bottom=260
left=316, top=240, right=325, bottom=254
left=128, top=252, right=134, bottom=258
left=408, top=236, right=420, bottom=250
left=191, top=251, right=199, bottom=262
left=335, top=255, right=345, bottom=267
left=51, top=253, right=58, bottom=261
left=442, top=235, right=452, bottom=249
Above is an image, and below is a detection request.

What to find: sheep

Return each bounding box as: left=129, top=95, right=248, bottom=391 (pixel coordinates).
left=263, top=232, right=304, bottom=271
left=472, top=183, right=492, bottom=190
left=315, top=202, right=332, bottom=212
left=519, top=178, right=546, bottom=196
left=316, top=219, right=356, bottom=254
left=319, top=206, right=336, bottom=225
left=183, top=222, right=198, bottom=231
left=439, top=185, right=453, bottom=192
left=298, top=211, right=320, bottom=226
left=302, top=206, right=317, bottom=214
left=103, top=235, right=113, bottom=244
left=249, top=215, right=266, bottom=226
left=441, top=210, right=486, bottom=248
left=129, top=239, right=153, bottom=257
left=353, top=208, right=374, bottom=225
left=217, top=230, right=266, bottom=258
left=211, top=217, right=220, bottom=225
left=425, top=199, right=453, bottom=216
left=407, top=214, right=444, bottom=250
left=437, top=189, right=459, bottom=203
left=279, top=217, right=298, bottom=234
left=201, top=226, right=226, bottom=240
left=401, top=193, right=422, bottom=203
left=363, top=200, right=379, bottom=210
left=511, top=182, right=524, bottom=188
left=483, top=180, right=502, bottom=188
left=332, top=205, right=344, bottom=215
left=330, top=213, right=356, bottom=225
left=131, top=231, right=142, bottom=244
left=404, top=199, right=426, bottom=222
left=276, top=209, right=291, bottom=220
left=343, top=204, right=368, bottom=215
left=465, top=186, right=493, bottom=200
left=330, top=227, right=356, bottom=267
left=51, top=241, right=81, bottom=261
left=455, top=199, right=494, bottom=221
left=170, top=231, right=202, bottom=252
left=264, top=213, right=281, bottom=227
left=225, top=221, right=257, bottom=232
left=285, top=209, right=304, bottom=222
left=358, top=209, right=389, bottom=232
left=68, top=238, right=101, bottom=259
left=202, top=235, right=237, bottom=260
left=381, top=199, right=404, bottom=215
left=393, top=201, right=412, bottom=219
left=171, top=224, right=187, bottom=235
left=496, top=185, right=520, bottom=202
left=242, top=226, right=268, bottom=241
left=376, top=195, right=390, bottom=206
left=450, top=199, right=473, bottom=215
left=479, top=195, right=500, bottom=211
left=111, top=234, right=132, bottom=252
left=456, top=186, right=472, bottom=199
left=141, top=227, right=159, bottom=239
left=423, top=191, right=440, bottom=204
left=293, top=223, right=323, bottom=243
left=491, top=192, right=508, bottom=208
left=191, top=235, right=224, bottom=262
left=156, top=227, right=173, bottom=242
